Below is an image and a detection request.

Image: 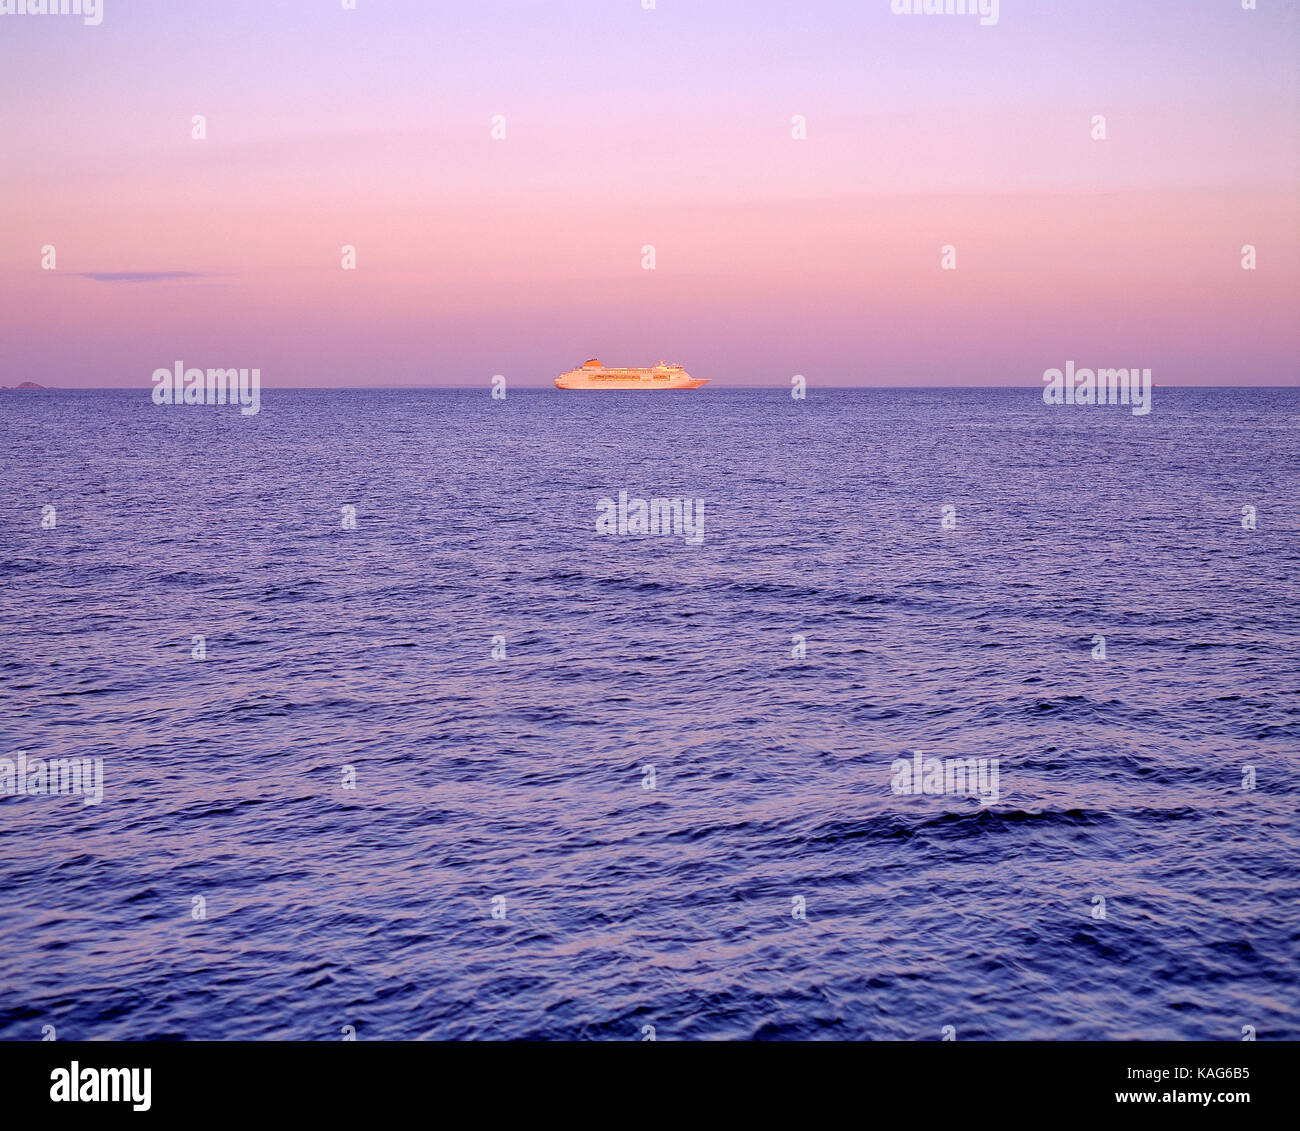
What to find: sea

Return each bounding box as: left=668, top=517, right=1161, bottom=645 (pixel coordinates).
left=0, top=386, right=1296, bottom=1040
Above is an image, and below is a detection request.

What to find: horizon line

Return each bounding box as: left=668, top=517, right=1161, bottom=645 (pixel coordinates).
left=5, top=383, right=1298, bottom=392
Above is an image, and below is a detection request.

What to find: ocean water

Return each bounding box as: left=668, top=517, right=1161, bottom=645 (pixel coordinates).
left=0, top=386, right=1296, bottom=1041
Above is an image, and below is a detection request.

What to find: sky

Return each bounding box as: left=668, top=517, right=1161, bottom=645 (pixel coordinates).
left=1, top=0, right=1297, bottom=387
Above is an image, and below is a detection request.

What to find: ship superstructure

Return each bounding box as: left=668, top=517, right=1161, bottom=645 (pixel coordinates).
left=554, top=359, right=708, bottom=390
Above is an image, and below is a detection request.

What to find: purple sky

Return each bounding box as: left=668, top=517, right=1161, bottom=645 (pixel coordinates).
left=2, top=0, right=1296, bottom=386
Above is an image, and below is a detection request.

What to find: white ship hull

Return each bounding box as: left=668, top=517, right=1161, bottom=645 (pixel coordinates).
left=555, top=359, right=708, bottom=390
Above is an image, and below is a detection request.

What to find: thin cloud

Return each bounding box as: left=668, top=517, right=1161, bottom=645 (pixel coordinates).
left=76, top=271, right=205, bottom=283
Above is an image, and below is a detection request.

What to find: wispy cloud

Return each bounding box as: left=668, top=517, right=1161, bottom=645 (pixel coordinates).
left=76, top=272, right=204, bottom=283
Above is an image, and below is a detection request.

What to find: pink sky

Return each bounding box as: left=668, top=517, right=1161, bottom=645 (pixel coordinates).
left=1, top=0, right=1296, bottom=387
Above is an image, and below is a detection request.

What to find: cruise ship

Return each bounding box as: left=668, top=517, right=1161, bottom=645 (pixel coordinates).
left=554, top=359, right=709, bottom=390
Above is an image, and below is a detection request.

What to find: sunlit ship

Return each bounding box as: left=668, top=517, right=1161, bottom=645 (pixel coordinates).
left=554, top=359, right=709, bottom=390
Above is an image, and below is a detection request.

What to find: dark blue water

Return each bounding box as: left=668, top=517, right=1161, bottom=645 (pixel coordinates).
left=1, top=387, right=1296, bottom=1040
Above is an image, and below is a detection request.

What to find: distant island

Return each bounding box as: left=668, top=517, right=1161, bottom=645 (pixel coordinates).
left=0, top=382, right=46, bottom=390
